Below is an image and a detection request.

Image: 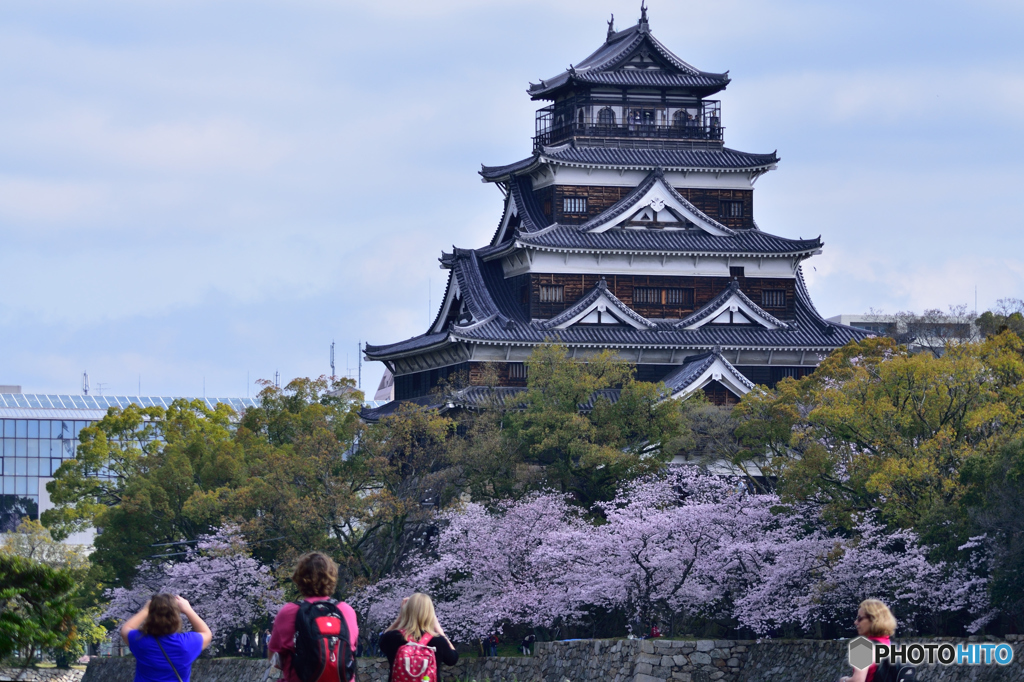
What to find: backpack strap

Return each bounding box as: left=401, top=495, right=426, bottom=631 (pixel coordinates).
left=418, top=633, right=434, bottom=646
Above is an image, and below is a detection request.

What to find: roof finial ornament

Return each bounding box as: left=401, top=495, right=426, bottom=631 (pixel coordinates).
left=607, top=13, right=615, bottom=40
left=639, top=0, right=649, bottom=27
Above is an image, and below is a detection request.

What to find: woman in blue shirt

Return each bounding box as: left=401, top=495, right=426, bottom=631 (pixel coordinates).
left=119, top=594, right=212, bottom=682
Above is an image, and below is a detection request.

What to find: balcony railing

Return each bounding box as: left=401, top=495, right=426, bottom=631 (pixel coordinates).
left=534, top=121, right=724, bottom=149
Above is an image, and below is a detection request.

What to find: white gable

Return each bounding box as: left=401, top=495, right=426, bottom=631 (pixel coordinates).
left=586, top=175, right=734, bottom=236
left=668, top=356, right=754, bottom=401
left=548, top=291, right=654, bottom=330
left=680, top=291, right=786, bottom=330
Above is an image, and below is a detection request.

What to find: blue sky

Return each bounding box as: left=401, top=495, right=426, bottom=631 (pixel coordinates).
left=1, top=0, right=1022, bottom=397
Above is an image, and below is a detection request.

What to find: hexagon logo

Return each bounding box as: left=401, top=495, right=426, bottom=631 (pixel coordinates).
left=848, top=636, right=875, bottom=670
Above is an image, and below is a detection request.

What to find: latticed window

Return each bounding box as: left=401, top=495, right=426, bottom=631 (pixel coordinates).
left=563, top=197, right=587, bottom=214
left=720, top=200, right=743, bottom=218
left=666, top=288, right=694, bottom=306
left=762, top=290, right=786, bottom=307
left=539, top=285, right=564, bottom=303
left=508, top=363, right=527, bottom=380
left=598, top=107, right=615, bottom=125
left=634, top=287, right=662, bottom=304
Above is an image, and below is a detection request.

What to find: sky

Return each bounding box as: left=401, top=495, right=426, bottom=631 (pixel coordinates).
left=1, top=0, right=1022, bottom=397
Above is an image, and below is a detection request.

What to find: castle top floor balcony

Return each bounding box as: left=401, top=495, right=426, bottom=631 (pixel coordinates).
left=534, top=99, right=723, bottom=151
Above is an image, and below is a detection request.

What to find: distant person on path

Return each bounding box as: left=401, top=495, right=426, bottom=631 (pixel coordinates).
left=839, top=599, right=896, bottom=682
left=269, top=552, right=359, bottom=682
left=489, top=633, right=499, bottom=656
left=119, top=594, right=212, bottom=682
left=379, top=594, right=458, bottom=682
left=520, top=634, right=535, bottom=656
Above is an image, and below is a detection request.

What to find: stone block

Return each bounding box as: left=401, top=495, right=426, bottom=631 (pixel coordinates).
left=709, top=671, right=725, bottom=680
left=634, top=675, right=665, bottom=682
left=660, top=655, right=675, bottom=667
left=635, top=662, right=653, bottom=675
left=732, top=646, right=747, bottom=653
left=642, top=641, right=656, bottom=654
left=672, top=655, right=687, bottom=666
left=726, top=658, right=739, bottom=667
left=671, top=673, right=691, bottom=681
left=639, top=653, right=662, bottom=665
left=713, top=640, right=734, bottom=649
left=695, top=640, right=715, bottom=652
left=671, top=640, right=687, bottom=648
left=689, top=652, right=712, bottom=665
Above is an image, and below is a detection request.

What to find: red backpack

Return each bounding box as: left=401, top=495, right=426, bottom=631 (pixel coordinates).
left=391, top=631, right=437, bottom=682
left=292, top=600, right=356, bottom=682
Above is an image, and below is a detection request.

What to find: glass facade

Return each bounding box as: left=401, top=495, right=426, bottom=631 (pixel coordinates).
left=0, top=418, right=89, bottom=522
left=0, top=394, right=261, bottom=531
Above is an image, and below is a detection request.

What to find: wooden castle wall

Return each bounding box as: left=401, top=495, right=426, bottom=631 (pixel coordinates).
left=528, top=274, right=796, bottom=320
left=531, top=185, right=754, bottom=229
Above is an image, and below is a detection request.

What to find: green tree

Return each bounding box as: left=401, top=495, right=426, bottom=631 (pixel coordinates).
left=977, top=298, right=1024, bottom=340
left=734, top=332, right=1024, bottom=547
left=506, top=343, right=685, bottom=506
left=0, top=554, right=79, bottom=668
left=43, top=398, right=242, bottom=584
left=1, top=519, right=106, bottom=666
left=232, top=377, right=457, bottom=590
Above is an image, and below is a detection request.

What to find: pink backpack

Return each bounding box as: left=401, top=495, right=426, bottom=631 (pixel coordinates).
left=391, top=631, right=437, bottom=682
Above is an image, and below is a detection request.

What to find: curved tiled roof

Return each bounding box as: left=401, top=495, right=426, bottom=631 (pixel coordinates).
left=675, top=281, right=790, bottom=330
left=544, top=146, right=778, bottom=171
left=540, top=279, right=656, bottom=330
left=661, top=352, right=755, bottom=395
left=480, top=147, right=778, bottom=181
left=513, top=225, right=822, bottom=256
left=528, top=22, right=729, bottom=99
left=366, top=245, right=869, bottom=362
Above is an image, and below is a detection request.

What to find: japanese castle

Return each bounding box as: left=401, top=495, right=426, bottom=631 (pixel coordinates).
left=364, top=7, right=867, bottom=414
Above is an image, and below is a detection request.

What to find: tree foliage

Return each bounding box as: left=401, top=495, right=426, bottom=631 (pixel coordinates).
left=0, top=553, right=80, bottom=666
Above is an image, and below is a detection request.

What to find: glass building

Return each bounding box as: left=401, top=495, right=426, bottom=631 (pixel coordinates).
left=0, top=394, right=259, bottom=536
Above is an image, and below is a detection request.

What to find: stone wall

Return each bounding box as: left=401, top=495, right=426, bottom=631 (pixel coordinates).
left=0, top=668, right=84, bottom=682
left=81, top=636, right=1024, bottom=682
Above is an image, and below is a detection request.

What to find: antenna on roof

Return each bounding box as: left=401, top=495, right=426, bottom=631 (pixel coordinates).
left=607, top=13, right=615, bottom=40
left=358, top=341, right=362, bottom=391
left=639, top=0, right=649, bottom=27
left=330, top=340, right=336, bottom=378
left=82, top=371, right=90, bottom=395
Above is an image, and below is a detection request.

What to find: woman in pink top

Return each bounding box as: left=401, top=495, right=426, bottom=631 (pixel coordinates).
left=268, top=552, right=359, bottom=682
left=840, top=599, right=896, bottom=682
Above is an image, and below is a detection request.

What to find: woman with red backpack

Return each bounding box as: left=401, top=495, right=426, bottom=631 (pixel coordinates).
left=379, top=594, right=458, bottom=682
left=268, top=552, right=359, bottom=682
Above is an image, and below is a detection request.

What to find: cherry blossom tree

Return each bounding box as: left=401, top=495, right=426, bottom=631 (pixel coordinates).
left=352, top=467, right=989, bottom=639
left=105, top=524, right=282, bottom=653
left=352, top=492, right=589, bottom=639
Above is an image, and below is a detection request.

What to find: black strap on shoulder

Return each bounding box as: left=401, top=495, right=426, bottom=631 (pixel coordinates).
left=154, top=637, right=184, bottom=682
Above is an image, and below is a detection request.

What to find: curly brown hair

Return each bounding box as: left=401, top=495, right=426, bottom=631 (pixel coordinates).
left=292, top=552, right=338, bottom=597
left=141, top=594, right=182, bottom=637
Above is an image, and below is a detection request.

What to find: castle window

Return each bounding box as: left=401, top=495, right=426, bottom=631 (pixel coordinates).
left=634, top=287, right=662, bottom=305
left=666, top=288, right=695, bottom=307
left=509, top=363, right=527, bottom=380
left=539, top=285, right=564, bottom=303
left=730, top=266, right=745, bottom=279
left=598, top=107, right=616, bottom=126
left=720, top=200, right=743, bottom=218
left=762, top=290, right=786, bottom=308
left=563, top=197, right=587, bottom=214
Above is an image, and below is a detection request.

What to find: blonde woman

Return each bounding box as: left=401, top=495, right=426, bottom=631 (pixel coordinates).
left=840, top=599, right=897, bottom=682
left=379, top=594, right=458, bottom=682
